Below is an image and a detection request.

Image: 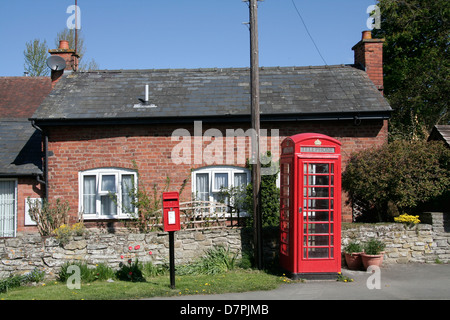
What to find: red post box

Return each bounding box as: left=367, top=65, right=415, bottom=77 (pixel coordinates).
left=162, top=192, right=180, bottom=232
left=279, top=133, right=342, bottom=279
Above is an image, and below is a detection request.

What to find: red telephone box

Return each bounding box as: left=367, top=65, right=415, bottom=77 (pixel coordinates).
left=162, top=192, right=180, bottom=232
left=279, top=133, right=341, bottom=279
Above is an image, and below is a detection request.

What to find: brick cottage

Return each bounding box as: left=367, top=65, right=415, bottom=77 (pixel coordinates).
left=1, top=31, right=391, bottom=236
left=0, top=77, right=52, bottom=236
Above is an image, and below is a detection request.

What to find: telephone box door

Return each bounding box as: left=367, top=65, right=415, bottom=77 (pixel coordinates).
left=298, top=159, right=341, bottom=273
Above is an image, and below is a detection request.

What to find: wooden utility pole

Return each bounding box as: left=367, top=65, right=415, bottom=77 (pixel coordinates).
left=249, top=0, right=263, bottom=270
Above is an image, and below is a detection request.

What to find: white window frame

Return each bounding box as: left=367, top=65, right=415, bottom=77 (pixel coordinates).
left=192, top=166, right=250, bottom=215
left=79, top=168, right=137, bottom=220
left=0, top=179, right=18, bottom=237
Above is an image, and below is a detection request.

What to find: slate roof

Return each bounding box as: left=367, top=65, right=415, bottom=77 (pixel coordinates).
left=0, top=77, right=52, bottom=119
left=428, top=125, right=450, bottom=148
left=32, top=65, right=391, bottom=125
left=0, top=77, right=50, bottom=176
left=0, top=119, right=42, bottom=176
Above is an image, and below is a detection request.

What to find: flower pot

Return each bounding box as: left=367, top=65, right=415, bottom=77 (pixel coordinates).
left=345, top=252, right=363, bottom=270
left=361, top=252, right=384, bottom=270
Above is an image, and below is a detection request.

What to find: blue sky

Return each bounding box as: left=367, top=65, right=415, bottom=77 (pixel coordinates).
left=0, top=0, right=377, bottom=76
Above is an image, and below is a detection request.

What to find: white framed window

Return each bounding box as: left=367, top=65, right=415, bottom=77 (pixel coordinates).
left=192, top=166, right=250, bottom=213
left=79, top=168, right=137, bottom=219
left=0, top=179, right=17, bottom=237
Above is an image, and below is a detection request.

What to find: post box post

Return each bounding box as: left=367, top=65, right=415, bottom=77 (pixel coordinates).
left=162, top=192, right=180, bottom=289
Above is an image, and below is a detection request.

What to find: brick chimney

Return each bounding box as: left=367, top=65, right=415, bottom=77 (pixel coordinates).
left=352, top=30, right=385, bottom=94
left=48, top=40, right=79, bottom=87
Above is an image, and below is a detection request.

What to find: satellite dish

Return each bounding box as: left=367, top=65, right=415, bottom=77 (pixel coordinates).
left=46, top=56, right=66, bottom=71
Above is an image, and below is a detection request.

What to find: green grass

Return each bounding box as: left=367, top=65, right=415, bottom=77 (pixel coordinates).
left=0, top=269, right=289, bottom=300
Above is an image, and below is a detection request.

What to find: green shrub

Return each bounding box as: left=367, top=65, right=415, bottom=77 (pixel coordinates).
left=142, top=262, right=168, bottom=278
left=344, top=241, right=363, bottom=254
left=58, top=261, right=115, bottom=283
left=116, top=259, right=145, bottom=282
left=0, top=268, right=45, bottom=293
left=342, top=140, right=450, bottom=222
left=245, top=151, right=280, bottom=228
left=363, top=239, right=386, bottom=255
left=177, top=246, right=238, bottom=275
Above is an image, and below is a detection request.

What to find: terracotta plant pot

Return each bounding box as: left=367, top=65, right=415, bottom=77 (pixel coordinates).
left=361, top=252, right=384, bottom=270
left=345, top=252, right=363, bottom=270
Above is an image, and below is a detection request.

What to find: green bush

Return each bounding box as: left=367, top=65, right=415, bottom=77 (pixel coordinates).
left=363, top=239, right=386, bottom=255
left=116, top=259, right=145, bottom=282
left=342, top=140, right=450, bottom=222
left=244, top=151, right=280, bottom=228
left=177, top=246, right=238, bottom=276
left=344, top=241, right=363, bottom=254
left=58, top=261, right=116, bottom=283
left=0, top=268, right=45, bottom=293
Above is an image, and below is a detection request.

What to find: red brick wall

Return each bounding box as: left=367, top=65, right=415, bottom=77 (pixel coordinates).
left=16, top=177, right=44, bottom=233
left=45, top=119, right=388, bottom=224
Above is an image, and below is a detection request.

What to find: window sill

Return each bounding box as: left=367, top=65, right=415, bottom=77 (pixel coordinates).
left=82, top=214, right=134, bottom=220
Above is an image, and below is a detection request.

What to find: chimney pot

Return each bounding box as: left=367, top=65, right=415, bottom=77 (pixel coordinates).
left=362, top=30, right=372, bottom=40
left=59, top=40, right=70, bottom=50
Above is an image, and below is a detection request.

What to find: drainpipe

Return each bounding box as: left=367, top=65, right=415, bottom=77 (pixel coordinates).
left=31, top=120, right=48, bottom=200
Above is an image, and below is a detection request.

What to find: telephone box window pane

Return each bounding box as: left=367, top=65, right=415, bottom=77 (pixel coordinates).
left=308, top=164, right=329, bottom=174
left=307, top=235, right=329, bottom=246
left=307, top=211, right=329, bottom=222
left=306, top=223, right=329, bottom=234
left=308, top=247, right=329, bottom=259
left=281, top=243, right=289, bottom=255
left=307, top=187, right=329, bottom=197
left=306, top=199, right=329, bottom=209
left=282, top=186, right=290, bottom=197
left=308, top=175, right=329, bottom=186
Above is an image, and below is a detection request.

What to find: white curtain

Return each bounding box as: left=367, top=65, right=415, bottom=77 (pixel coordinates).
left=196, top=173, right=209, bottom=201
left=83, top=176, right=96, bottom=214
left=121, top=175, right=134, bottom=213
left=0, top=181, right=15, bottom=237
left=234, top=173, right=247, bottom=188
left=214, top=173, right=228, bottom=190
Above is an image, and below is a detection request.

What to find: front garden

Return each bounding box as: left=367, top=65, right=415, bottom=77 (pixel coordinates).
left=0, top=245, right=290, bottom=300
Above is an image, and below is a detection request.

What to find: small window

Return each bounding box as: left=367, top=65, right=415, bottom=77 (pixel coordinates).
left=0, top=180, right=17, bottom=237
left=79, top=168, right=137, bottom=219
left=192, top=166, right=250, bottom=214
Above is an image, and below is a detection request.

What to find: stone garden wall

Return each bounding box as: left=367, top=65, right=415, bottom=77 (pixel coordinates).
left=0, top=228, right=248, bottom=279
left=342, top=212, right=450, bottom=264
left=1, top=212, right=448, bottom=279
